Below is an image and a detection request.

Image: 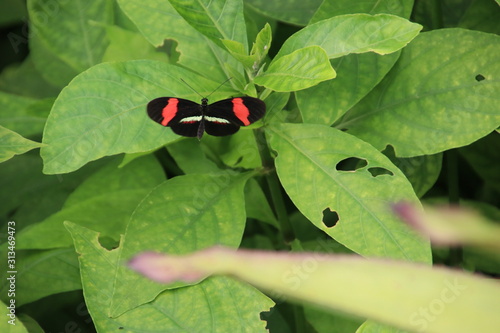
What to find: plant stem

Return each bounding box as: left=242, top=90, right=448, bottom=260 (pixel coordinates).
left=446, top=149, right=459, bottom=204
left=255, top=128, right=295, bottom=245
left=446, top=149, right=463, bottom=266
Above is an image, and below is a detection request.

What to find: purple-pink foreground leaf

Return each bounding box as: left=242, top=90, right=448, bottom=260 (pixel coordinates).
left=128, top=251, right=208, bottom=283
left=127, top=246, right=500, bottom=332
left=393, top=202, right=500, bottom=249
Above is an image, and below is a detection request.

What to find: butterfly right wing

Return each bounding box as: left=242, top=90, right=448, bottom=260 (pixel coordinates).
left=147, top=97, right=202, bottom=138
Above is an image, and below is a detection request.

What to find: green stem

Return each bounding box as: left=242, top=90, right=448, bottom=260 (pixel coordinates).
left=446, top=149, right=462, bottom=266
left=446, top=149, right=459, bottom=205
left=293, top=305, right=307, bottom=333
left=255, top=128, right=295, bottom=245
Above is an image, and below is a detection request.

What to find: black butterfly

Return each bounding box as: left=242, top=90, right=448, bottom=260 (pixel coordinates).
left=147, top=96, right=266, bottom=140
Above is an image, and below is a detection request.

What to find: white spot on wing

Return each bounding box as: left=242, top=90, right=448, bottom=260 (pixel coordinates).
left=205, top=116, right=230, bottom=124
left=180, top=116, right=202, bottom=123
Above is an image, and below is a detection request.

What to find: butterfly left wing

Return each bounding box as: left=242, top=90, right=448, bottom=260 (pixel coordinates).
left=147, top=97, right=203, bottom=137
left=204, top=97, right=266, bottom=137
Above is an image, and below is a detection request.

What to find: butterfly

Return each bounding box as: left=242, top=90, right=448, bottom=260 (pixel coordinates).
left=147, top=95, right=266, bottom=140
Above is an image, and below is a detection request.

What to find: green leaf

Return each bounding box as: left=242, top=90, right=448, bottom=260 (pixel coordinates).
left=254, top=46, right=336, bottom=92
left=129, top=246, right=500, bottom=333
left=0, top=57, right=60, bottom=99
left=458, top=0, right=500, bottom=35
left=65, top=223, right=273, bottom=333
left=341, top=29, right=500, bottom=157
left=250, top=22, right=272, bottom=65
left=267, top=123, right=431, bottom=262
left=40, top=60, right=235, bottom=174
left=460, top=132, right=500, bottom=193
left=102, top=25, right=170, bottom=62
left=310, top=0, right=413, bottom=23
left=303, top=305, right=364, bottom=333
left=296, top=52, right=400, bottom=125
left=0, top=301, right=28, bottom=332
left=111, top=172, right=253, bottom=316
left=384, top=149, right=443, bottom=198
left=168, top=0, right=248, bottom=49
left=0, top=126, right=43, bottom=163
left=276, top=14, right=422, bottom=59
left=298, top=6, right=414, bottom=126
left=117, top=0, right=244, bottom=83
left=394, top=203, right=500, bottom=251
left=222, top=22, right=272, bottom=73
left=0, top=153, right=106, bottom=227
left=263, top=92, right=292, bottom=124
left=201, top=130, right=263, bottom=169
left=245, top=0, right=323, bottom=25
left=0, top=92, right=47, bottom=137
left=167, top=139, right=221, bottom=174
left=0, top=248, right=80, bottom=307
left=245, top=179, right=279, bottom=227
left=16, top=156, right=165, bottom=249
left=221, top=39, right=255, bottom=68
left=28, top=0, right=113, bottom=86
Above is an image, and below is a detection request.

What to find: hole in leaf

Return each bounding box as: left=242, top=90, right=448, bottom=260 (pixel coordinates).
left=235, top=156, right=244, bottom=165
left=368, top=167, right=394, bottom=177
left=322, top=208, right=339, bottom=228
left=159, top=39, right=180, bottom=63
left=98, top=236, right=119, bottom=250
left=336, top=157, right=367, bottom=171
left=475, top=74, right=486, bottom=82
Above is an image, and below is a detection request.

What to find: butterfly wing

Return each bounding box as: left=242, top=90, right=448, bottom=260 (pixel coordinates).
left=204, top=97, right=266, bottom=136
left=147, top=97, right=202, bottom=137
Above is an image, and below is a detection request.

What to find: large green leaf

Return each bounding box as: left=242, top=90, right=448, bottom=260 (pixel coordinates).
left=129, top=246, right=500, bottom=333
left=117, top=0, right=239, bottom=83
left=111, top=172, right=253, bottom=316
left=168, top=0, right=248, bottom=49
left=0, top=92, right=42, bottom=136
left=16, top=156, right=165, bottom=249
left=0, top=126, right=42, bottom=163
left=310, top=0, right=414, bottom=23
left=267, top=123, right=431, bottom=263
left=297, top=5, right=414, bottom=126
left=254, top=46, right=336, bottom=92
left=0, top=153, right=106, bottom=229
left=0, top=248, right=80, bottom=307
left=296, top=52, right=400, bottom=125
left=245, top=0, right=323, bottom=25
left=341, top=29, right=500, bottom=157
left=28, top=0, right=113, bottom=86
left=40, top=60, right=235, bottom=174
left=66, top=223, right=273, bottom=333
left=275, top=14, right=422, bottom=60
left=102, top=26, right=170, bottom=63
left=0, top=57, right=60, bottom=99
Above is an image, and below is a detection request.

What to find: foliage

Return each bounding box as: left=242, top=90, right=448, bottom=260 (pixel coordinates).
left=0, top=0, right=499, bottom=332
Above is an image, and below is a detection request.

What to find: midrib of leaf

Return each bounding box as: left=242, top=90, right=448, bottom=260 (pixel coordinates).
left=177, top=0, right=232, bottom=41
left=158, top=174, right=249, bottom=253
left=339, top=80, right=499, bottom=129
left=270, top=126, right=411, bottom=260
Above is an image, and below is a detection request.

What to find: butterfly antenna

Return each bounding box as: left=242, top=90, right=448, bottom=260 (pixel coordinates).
left=179, top=78, right=204, bottom=99
left=179, top=77, right=232, bottom=99
left=206, top=77, right=232, bottom=98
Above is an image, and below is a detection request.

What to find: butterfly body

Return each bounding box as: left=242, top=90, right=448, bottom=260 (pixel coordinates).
left=147, top=96, right=266, bottom=140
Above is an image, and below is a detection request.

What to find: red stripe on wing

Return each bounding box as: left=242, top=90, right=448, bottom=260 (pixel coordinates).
left=232, top=98, right=250, bottom=126
left=161, top=98, right=179, bottom=126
